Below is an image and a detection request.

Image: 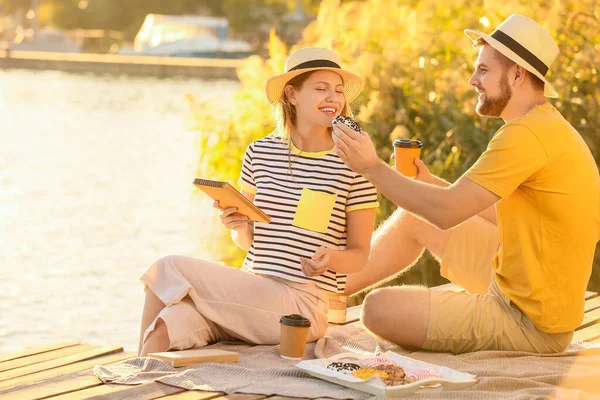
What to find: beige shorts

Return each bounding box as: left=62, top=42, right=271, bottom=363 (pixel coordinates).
left=423, top=216, right=573, bottom=354
left=141, top=255, right=330, bottom=351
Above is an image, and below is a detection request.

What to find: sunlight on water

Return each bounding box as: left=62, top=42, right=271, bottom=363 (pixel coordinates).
left=0, top=70, right=238, bottom=354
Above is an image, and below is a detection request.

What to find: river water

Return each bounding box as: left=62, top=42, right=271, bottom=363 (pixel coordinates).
left=0, top=69, right=238, bottom=354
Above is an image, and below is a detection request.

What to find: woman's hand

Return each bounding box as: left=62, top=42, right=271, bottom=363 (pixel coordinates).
left=213, top=200, right=250, bottom=231
left=299, top=246, right=331, bottom=277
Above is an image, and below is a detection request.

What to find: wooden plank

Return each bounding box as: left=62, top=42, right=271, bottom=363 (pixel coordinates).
left=573, top=323, right=600, bottom=343
left=0, top=342, right=79, bottom=364
left=0, top=375, right=103, bottom=400
left=2, top=51, right=243, bottom=68
left=69, top=383, right=266, bottom=400
left=0, top=351, right=135, bottom=393
left=0, top=344, right=98, bottom=373
left=160, top=391, right=226, bottom=399
left=585, top=291, right=598, bottom=300
left=585, top=296, right=600, bottom=312
left=50, top=382, right=140, bottom=399
left=577, top=308, right=600, bottom=330
left=81, top=381, right=185, bottom=399
left=0, top=346, right=123, bottom=382
left=162, top=392, right=266, bottom=400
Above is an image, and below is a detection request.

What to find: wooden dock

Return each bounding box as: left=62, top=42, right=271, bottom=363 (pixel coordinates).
left=0, top=50, right=243, bottom=80
left=1, top=284, right=599, bottom=399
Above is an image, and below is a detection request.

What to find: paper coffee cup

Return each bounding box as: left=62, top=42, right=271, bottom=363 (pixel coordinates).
left=279, top=314, right=311, bottom=360
left=327, top=294, right=348, bottom=324
left=392, top=139, right=423, bottom=178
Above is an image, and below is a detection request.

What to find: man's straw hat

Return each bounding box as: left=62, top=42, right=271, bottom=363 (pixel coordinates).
left=265, top=47, right=364, bottom=104
left=465, top=14, right=559, bottom=98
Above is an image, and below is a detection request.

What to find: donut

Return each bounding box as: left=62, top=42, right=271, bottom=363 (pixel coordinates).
left=359, top=356, right=397, bottom=368
left=332, top=116, right=361, bottom=132
left=373, top=364, right=406, bottom=386
left=405, top=369, right=440, bottom=382
left=327, top=362, right=361, bottom=374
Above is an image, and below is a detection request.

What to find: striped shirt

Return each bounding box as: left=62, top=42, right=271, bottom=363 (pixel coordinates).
left=237, top=135, right=379, bottom=293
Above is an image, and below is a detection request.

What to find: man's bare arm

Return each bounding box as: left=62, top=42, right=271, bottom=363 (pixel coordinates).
left=332, top=124, right=499, bottom=229
left=428, top=175, right=496, bottom=225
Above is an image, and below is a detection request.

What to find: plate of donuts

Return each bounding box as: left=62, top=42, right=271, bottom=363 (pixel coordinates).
left=296, top=351, right=477, bottom=397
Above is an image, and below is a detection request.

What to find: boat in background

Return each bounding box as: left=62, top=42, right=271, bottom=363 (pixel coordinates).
left=120, top=14, right=254, bottom=59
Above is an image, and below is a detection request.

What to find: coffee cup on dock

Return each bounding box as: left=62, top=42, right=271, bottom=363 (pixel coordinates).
left=279, top=314, right=311, bottom=360
left=327, top=294, right=348, bottom=324
left=392, top=139, right=423, bottom=178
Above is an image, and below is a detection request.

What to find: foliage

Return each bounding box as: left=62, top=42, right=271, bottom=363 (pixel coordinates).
left=188, top=0, right=600, bottom=299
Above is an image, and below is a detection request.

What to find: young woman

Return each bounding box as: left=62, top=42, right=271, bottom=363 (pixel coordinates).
left=138, top=47, right=378, bottom=356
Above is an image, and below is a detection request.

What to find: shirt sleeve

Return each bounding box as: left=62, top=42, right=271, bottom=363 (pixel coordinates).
left=346, top=173, right=379, bottom=212
left=465, top=123, right=548, bottom=198
left=237, top=144, right=257, bottom=194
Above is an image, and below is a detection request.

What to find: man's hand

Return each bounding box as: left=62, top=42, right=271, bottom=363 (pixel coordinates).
left=414, top=158, right=435, bottom=185
left=332, top=123, right=382, bottom=175
left=299, top=246, right=331, bottom=277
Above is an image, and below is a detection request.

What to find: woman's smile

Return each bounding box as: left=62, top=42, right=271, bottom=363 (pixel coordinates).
left=319, top=106, right=338, bottom=117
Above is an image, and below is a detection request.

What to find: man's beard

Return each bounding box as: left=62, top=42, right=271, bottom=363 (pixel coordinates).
left=476, top=73, right=512, bottom=117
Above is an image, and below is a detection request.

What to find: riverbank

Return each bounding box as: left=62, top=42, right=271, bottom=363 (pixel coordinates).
left=0, top=50, right=242, bottom=79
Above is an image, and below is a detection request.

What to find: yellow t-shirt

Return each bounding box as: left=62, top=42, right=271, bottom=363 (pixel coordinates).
left=466, top=103, right=600, bottom=333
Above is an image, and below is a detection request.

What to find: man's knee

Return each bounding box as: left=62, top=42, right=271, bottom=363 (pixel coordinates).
left=361, top=288, right=394, bottom=333
left=361, top=286, right=430, bottom=348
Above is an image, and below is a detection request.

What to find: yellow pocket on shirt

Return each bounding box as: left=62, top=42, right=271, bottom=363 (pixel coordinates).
left=292, top=188, right=337, bottom=233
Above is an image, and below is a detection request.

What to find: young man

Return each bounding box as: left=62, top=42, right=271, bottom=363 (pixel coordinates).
left=332, top=14, right=600, bottom=354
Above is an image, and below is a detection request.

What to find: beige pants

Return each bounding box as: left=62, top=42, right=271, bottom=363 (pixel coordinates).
left=140, top=255, right=329, bottom=350
left=423, top=216, right=573, bottom=354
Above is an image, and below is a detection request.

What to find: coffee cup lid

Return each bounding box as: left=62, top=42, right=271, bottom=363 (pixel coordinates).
left=393, top=139, right=423, bottom=148
left=280, top=314, right=311, bottom=327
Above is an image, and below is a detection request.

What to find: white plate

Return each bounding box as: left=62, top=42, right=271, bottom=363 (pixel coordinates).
left=296, top=351, right=477, bottom=397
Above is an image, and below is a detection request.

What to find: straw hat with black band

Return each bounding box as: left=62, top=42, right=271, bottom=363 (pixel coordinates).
left=465, top=14, right=560, bottom=98
left=265, top=47, right=364, bottom=105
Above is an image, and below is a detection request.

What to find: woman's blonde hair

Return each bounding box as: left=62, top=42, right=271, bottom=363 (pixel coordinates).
left=273, top=71, right=353, bottom=143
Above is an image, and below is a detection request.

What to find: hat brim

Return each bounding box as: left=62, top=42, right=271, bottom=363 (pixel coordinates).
left=464, top=29, right=558, bottom=98
left=265, top=67, right=364, bottom=104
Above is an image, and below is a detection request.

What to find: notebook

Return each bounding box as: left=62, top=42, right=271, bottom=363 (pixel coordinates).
left=193, top=178, right=271, bottom=223
left=148, top=349, right=239, bottom=367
